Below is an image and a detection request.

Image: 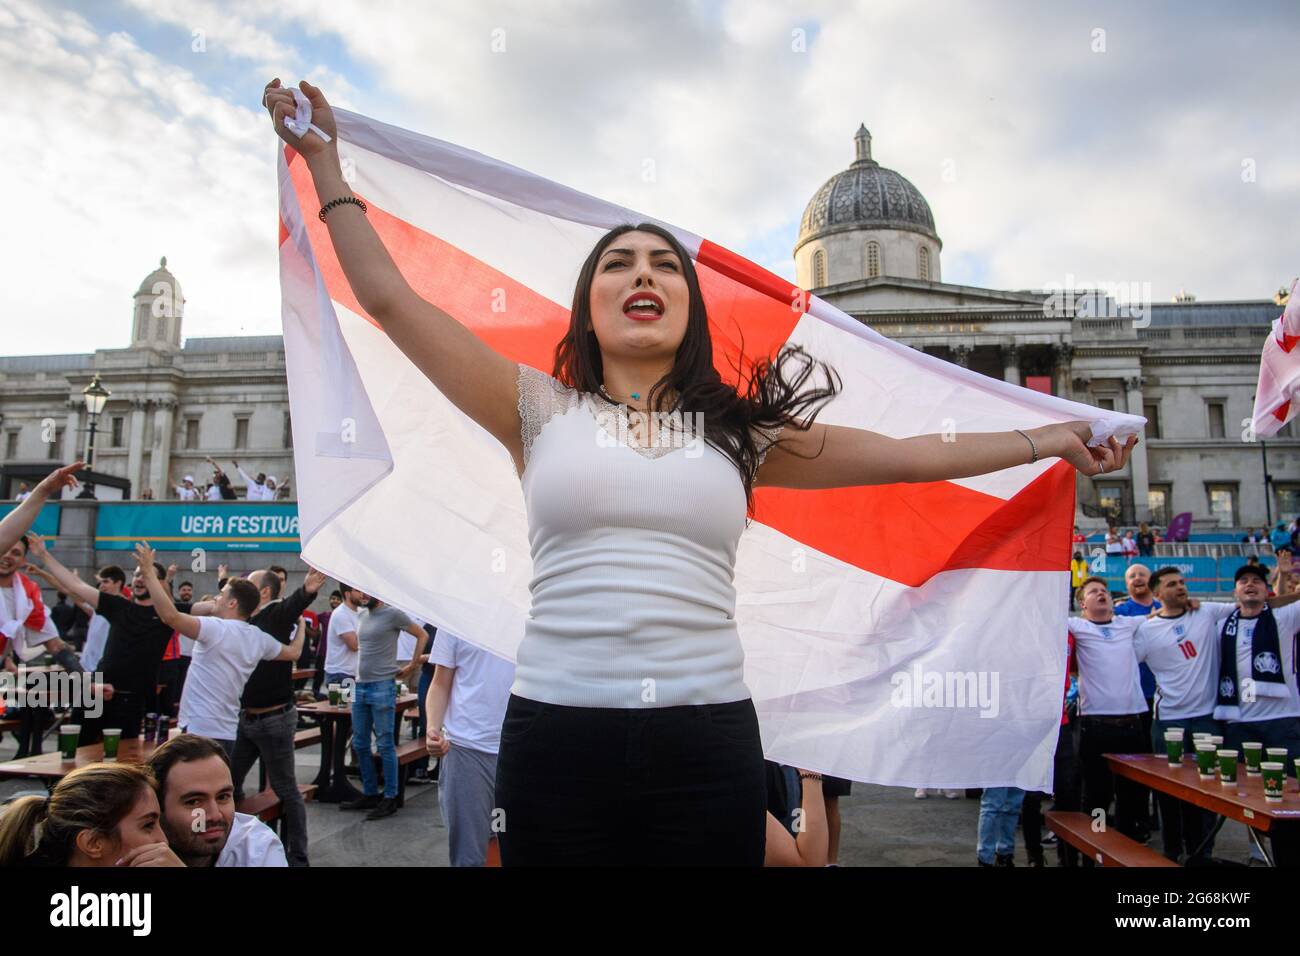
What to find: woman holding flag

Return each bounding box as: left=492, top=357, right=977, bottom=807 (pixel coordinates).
left=264, top=78, right=1136, bottom=865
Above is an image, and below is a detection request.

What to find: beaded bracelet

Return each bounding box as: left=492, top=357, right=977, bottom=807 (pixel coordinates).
left=319, top=195, right=367, bottom=222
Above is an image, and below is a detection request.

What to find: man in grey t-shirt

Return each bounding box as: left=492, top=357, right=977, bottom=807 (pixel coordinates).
left=342, top=598, right=427, bottom=820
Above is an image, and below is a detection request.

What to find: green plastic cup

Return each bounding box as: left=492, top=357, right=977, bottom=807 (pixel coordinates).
left=328, top=684, right=341, bottom=706
left=1243, top=742, right=1264, bottom=775
left=58, top=724, right=81, bottom=761
left=102, top=728, right=121, bottom=761
left=1164, top=729, right=1185, bottom=767
left=1261, top=762, right=1286, bottom=802
left=1195, top=742, right=1218, bottom=778
left=1217, top=749, right=1239, bottom=786
left=1267, top=747, right=1288, bottom=769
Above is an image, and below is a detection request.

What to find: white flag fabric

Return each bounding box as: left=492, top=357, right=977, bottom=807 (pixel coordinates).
left=1251, top=278, right=1300, bottom=439
left=277, top=109, right=1144, bottom=789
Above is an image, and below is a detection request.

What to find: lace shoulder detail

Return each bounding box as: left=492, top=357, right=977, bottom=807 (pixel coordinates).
left=753, top=423, right=785, bottom=469
left=516, top=362, right=579, bottom=470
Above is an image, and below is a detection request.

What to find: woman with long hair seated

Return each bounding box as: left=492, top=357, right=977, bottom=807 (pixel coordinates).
left=0, top=763, right=183, bottom=867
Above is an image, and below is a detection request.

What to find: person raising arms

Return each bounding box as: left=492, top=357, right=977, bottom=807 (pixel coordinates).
left=264, top=78, right=1136, bottom=866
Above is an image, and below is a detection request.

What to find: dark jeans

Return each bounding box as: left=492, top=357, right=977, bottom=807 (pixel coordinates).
left=1151, top=714, right=1222, bottom=862
left=1078, top=713, right=1151, bottom=841
left=1022, top=719, right=1082, bottom=865
left=230, top=705, right=309, bottom=867
left=494, top=695, right=767, bottom=866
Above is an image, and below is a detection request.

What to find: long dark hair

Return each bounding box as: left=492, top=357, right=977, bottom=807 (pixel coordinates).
left=0, top=762, right=157, bottom=867
left=552, top=222, right=841, bottom=514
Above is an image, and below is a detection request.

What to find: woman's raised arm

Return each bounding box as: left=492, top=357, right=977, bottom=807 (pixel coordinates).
left=264, top=79, right=523, bottom=462
left=756, top=419, right=1135, bottom=489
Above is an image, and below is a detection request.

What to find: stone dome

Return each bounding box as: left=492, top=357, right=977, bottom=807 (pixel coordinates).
left=135, top=256, right=183, bottom=301
left=796, top=125, right=939, bottom=253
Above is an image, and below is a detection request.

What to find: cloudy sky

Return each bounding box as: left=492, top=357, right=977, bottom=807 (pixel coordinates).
left=3, top=0, right=1297, bottom=356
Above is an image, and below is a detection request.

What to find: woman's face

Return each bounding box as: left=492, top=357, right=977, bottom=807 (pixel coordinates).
left=587, top=230, right=690, bottom=364
left=82, top=787, right=167, bottom=866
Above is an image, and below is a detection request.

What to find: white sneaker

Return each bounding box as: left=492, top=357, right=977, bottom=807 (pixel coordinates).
left=942, top=789, right=962, bottom=799
left=914, top=788, right=929, bottom=798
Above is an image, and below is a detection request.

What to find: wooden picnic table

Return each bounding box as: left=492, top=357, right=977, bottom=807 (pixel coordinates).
left=0, top=731, right=180, bottom=786
left=291, top=668, right=316, bottom=682
left=1107, top=753, right=1300, bottom=866
left=297, top=694, right=418, bottom=803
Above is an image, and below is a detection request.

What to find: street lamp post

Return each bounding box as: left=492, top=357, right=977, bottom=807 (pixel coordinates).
left=81, top=373, right=111, bottom=469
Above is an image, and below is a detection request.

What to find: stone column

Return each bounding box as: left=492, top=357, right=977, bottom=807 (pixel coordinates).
left=1002, top=344, right=1021, bottom=385
left=126, top=399, right=147, bottom=498
left=951, top=344, right=972, bottom=368
left=1125, top=375, right=1151, bottom=523
left=1052, top=343, right=1074, bottom=397
left=147, top=398, right=176, bottom=498
left=64, top=400, right=82, bottom=464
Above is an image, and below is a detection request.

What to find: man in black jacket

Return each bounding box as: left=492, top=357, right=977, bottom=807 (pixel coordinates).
left=223, top=565, right=326, bottom=867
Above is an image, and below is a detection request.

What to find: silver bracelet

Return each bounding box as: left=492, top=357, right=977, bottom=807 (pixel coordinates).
left=1014, top=428, right=1038, bottom=463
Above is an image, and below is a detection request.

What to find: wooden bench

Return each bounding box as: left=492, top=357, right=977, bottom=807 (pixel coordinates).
left=294, top=727, right=322, bottom=749
left=0, top=719, right=20, bottom=735
left=237, top=782, right=319, bottom=827
left=1046, top=811, right=1178, bottom=867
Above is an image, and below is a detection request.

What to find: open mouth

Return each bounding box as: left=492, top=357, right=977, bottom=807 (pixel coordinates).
left=622, top=292, right=664, bottom=320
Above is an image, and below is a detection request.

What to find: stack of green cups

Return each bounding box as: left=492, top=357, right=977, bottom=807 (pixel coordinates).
left=1163, top=729, right=1185, bottom=767
left=1218, top=748, right=1239, bottom=786
left=1194, top=741, right=1218, bottom=778
left=1243, top=742, right=1264, bottom=776
left=1261, top=762, right=1286, bottom=802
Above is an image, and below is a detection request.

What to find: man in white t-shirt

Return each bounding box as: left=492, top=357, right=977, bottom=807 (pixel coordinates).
left=147, top=733, right=288, bottom=867
left=425, top=630, right=515, bottom=866
left=323, top=585, right=364, bottom=687
left=1133, top=568, right=1236, bottom=862
left=1068, top=576, right=1151, bottom=843
left=1217, top=566, right=1300, bottom=780
left=172, top=475, right=200, bottom=501
left=135, top=543, right=304, bottom=754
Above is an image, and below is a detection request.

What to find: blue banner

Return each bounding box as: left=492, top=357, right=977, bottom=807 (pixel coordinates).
left=0, top=503, right=60, bottom=538
left=94, top=503, right=300, bottom=552
left=1093, top=555, right=1221, bottom=593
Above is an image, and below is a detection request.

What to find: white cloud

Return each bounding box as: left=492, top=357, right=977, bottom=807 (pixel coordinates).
left=3, top=0, right=1296, bottom=359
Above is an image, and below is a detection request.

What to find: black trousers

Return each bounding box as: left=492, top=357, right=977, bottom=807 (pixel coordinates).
left=1022, top=719, right=1083, bottom=865
left=1078, top=714, right=1150, bottom=841
left=495, top=695, right=767, bottom=866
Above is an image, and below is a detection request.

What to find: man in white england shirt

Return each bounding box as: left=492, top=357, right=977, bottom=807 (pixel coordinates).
left=1132, top=567, right=1235, bottom=862
left=147, top=733, right=288, bottom=867
left=134, top=543, right=304, bottom=755
left=1068, top=576, right=1152, bottom=843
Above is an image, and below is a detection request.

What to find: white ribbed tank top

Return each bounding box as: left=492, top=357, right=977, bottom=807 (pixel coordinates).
left=511, top=363, right=780, bottom=708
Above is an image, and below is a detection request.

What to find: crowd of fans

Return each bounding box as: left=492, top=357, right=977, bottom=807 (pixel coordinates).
left=3, top=464, right=1300, bottom=867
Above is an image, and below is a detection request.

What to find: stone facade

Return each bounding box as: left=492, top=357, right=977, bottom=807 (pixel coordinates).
left=3, top=134, right=1296, bottom=529
left=0, top=258, right=295, bottom=500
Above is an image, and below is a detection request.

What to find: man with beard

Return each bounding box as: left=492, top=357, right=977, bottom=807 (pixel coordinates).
left=147, top=733, right=287, bottom=867
left=29, top=535, right=190, bottom=744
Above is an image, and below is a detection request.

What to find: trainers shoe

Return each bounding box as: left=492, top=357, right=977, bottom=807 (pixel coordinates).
left=407, top=768, right=434, bottom=786
left=942, top=789, right=962, bottom=799
left=365, top=797, right=399, bottom=820
left=340, top=794, right=381, bottom=811
left=914, top=788, right=929, bottom=798
left=994, top=853, right=1015, bottom=867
